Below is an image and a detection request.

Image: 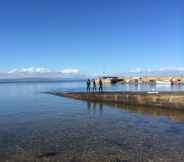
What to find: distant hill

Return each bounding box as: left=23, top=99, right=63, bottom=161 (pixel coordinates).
left=0, top=78, right=86, bottom=83
left=0, top=67, right=88, bottom=82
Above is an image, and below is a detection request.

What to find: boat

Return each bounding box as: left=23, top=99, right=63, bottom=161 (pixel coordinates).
left=181, top=80, right=184, bottom=85
left=156, top=81, right=170, bottom=85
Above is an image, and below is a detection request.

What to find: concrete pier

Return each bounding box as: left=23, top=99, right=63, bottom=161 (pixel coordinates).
left=49, top=91, right=184, bottom=110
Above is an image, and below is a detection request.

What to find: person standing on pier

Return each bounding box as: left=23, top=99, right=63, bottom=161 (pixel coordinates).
left=99, top=79, right=103, bottom=93
left=92, top=79, right=97, bottom=92
left=87, top=79, right=91, bottom=93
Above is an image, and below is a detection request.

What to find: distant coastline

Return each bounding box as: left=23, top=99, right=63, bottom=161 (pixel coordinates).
left=0, top=78, right=86, bottom=84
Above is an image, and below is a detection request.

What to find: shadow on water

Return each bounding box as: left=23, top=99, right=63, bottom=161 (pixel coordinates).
left=87, top=101, right=104, bottom=117
left=86, top=100, right=184, bottom=123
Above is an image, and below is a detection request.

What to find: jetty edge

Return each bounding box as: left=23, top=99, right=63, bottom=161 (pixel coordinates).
left=48, top=91, right=184, bottom=110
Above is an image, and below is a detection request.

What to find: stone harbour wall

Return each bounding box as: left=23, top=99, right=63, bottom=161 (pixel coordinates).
left=51, top=92, right=184, bottom=110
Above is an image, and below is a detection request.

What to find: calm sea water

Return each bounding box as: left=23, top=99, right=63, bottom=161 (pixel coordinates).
left=0, top=81, right=184, bottom=162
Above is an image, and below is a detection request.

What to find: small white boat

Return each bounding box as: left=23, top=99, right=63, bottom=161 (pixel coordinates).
left=147, top=91, right=159, bottom=94
left=181, top=80, right=184, bottom=85
left=156, top=81, right=170, bottom=85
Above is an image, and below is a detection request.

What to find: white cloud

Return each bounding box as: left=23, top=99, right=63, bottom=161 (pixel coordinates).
left=61, top=69, right=80, bottom=74
left=8, top=67, right=51, bottom=74
left=7, top=67, right=80, bottom=75
left=128, top=67, right=184, bottom=73
left=158, top=67, right=184, bottom=72
left=125, top=67, right=184, bottom=76
left=8, top=69, right=18, bottom=74
left=0, top=67, right=83, bottom=79
left=129, top=68, right=142, bottom=73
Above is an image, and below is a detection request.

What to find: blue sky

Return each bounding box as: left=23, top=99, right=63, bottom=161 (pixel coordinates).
left=0, top=0, right=183, bottom=74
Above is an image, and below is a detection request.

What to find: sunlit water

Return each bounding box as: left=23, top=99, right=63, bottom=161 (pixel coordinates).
left=0, top=81, right=184, bottom=162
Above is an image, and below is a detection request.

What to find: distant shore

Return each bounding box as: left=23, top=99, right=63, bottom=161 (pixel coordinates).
left=96, top=76, right=184, bottom=85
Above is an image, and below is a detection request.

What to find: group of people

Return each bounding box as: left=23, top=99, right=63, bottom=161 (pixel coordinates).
left=86, top=79, right=103, bottom=93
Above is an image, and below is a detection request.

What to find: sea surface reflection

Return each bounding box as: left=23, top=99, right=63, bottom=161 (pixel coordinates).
left=0, top=81, right=184, bottom=162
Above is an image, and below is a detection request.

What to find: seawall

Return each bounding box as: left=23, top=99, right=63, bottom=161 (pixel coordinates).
left=49, top=91, right=184, bottom=110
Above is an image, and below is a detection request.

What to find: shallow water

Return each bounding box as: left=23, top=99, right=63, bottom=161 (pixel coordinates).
left=0, top=81, right=184, bottom=162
